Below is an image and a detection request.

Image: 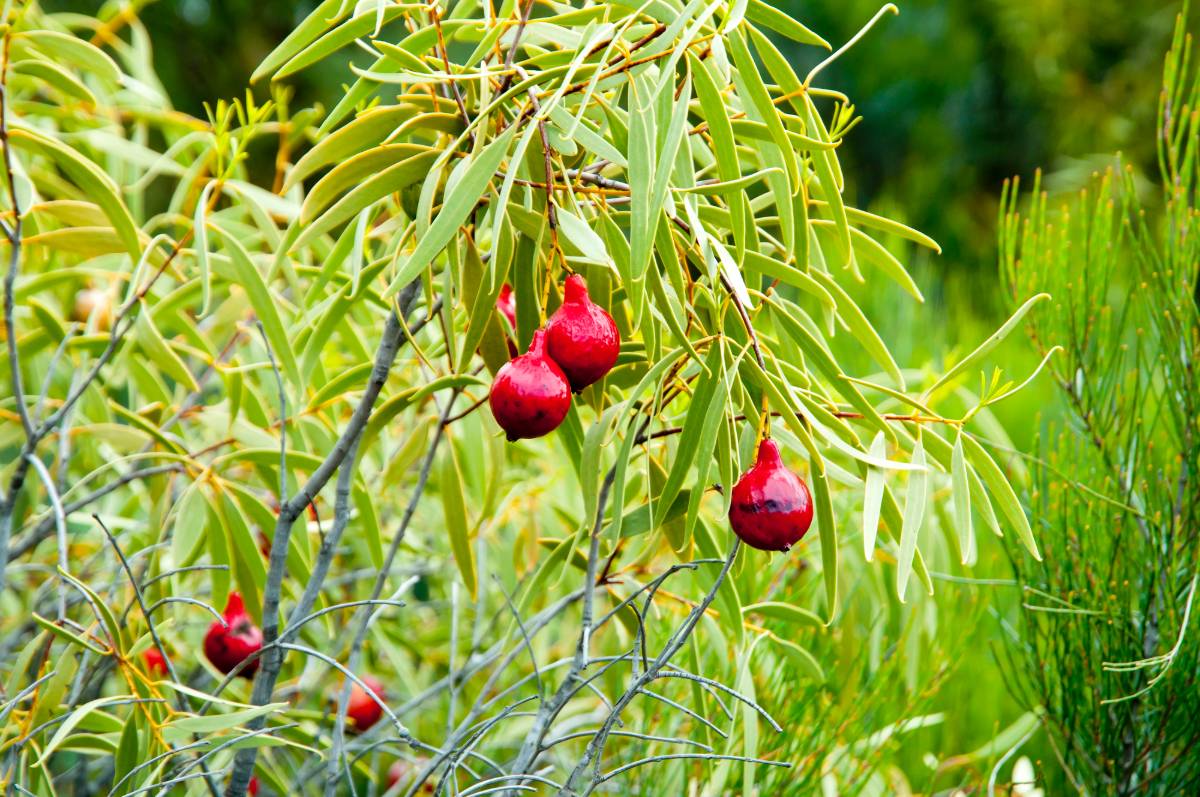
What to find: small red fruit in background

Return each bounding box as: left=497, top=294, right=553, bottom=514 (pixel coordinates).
left=488, top=328, right=571, bottom=441
left=346, top=675, right=386, bottom=732
left=248, top=776, right=259, bottom=796
left=545, top=274, right=619, bottom=392
left=203, top=592, right=263, bottom=678
left=143, top=647, right=169, bottom=677
left=728, top=438, right=814, bottom=552
left=496, top=283, right=518, bottom=357
left=388, top=759, right=434, bottom=792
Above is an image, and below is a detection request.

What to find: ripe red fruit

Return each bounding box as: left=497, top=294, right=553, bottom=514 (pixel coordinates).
left=728, top=439, right=814, bottom=552
left=545, top=275, right=619, bottom=392
left=248, top=776, right=259, bottom=796
left=143, top=648, right=169, bottom=677
left=488, top=328, right=571, bottom=441
left=203, top=592, right=263, bottom=678
left=496, top=283, right=518, bottom=357
left=346, top=675, right=386, bottom=732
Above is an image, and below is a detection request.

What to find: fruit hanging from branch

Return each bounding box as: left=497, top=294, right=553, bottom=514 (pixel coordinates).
left=488, top=328, right=571, bottom=441
left=545, top=274, right=620, bottom=392
left=728, top=438, right=814, bottom=552
left=496, top=282, right=518, bottom=357
left=203, top=592, right=264, bottom=677
left=345, top=675, right=386, bottom=732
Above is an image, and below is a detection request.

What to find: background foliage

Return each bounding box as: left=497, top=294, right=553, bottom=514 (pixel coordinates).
left=2, top=0, right=1193, bottom=795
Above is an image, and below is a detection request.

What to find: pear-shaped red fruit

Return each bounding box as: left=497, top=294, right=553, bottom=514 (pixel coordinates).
left=489, top=328, right=571, bottom=441
left=728, top=439, right=814, bottom=552
left=144, top=648, right=169, bottom=677
left=346, top=675, right=386, bottom=732
left=204, top=592, right=263, bottom=678
left=545, top=275, right=619, bottom=392
left=496, top=283, right=518, bottom=357
left=248, top=776, right=259, bottom=797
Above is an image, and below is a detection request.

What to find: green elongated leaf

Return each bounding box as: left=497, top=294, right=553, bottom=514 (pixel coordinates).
left=194, top=182, right=214, bottom=316
left=301, top=144, right=434, bottom=224
left=14, top=30, right=121, bottom=85
left=383, top=124, right=519, bottom=298
left=689, top=52, right=747, bottom=259
left=217, top=490, right=267, bottom=620
left=308, top=363, right=373, bottom=410
left=31, top=613, right=109, bottom=655
left=844, top=205, right=942, bottom=253
left=848, top=225, right=925, bottom=303
left=961, top=434, right=1041, bottom=559
left=951, top=431, right=974, bottom=565
left=627, top=74, right=656, bottom=300
left=275, top=6, right=413, bottom=78
left=11, top=58, right=96, bottom=103
left=251, top=0, right=350, bottom=82
left=801, top=93, right=851, bottom=261
left=808, top=268, right=905, bottom=388
left=35, top=695, right=134, bottom=766
left=862, top=432, right=886, bottom=561
left=745, top=0, right=830, bottom=48
left=618, top=489, right=691, bottom=538
left=729, top=30, right=797, bottom=188
left=556, top=206, right=611, bottom=265
left=165, top=704, right=287, bottom=737
left=810, top=464, right=837, bottom=623
left=766, top=299, right=893, bottom=440
left=741, top=250, right=835, bottom=311
left=441, top=439, right=477, bottom=598
left=679, top=168, right=783, bottom=196
left=655, top=345, right=723, bottom=529
left=135, top=311, right=198, bottom=392
left=57, top=566, right=123, bottom=650
left=896, top=439, right=927, bottom=602
left=10, top=127, right=140, bottom=259
left=287, top=105, right=422, bottom=191
left=211, top=226, right=301, bottom=388
left=770, top=635, right=825, bottom=681
left=743, top=602, right=823, bottom=628
left=171, top=481, right=208, bottom=565
left=925, top=293, right=1050, bottom=399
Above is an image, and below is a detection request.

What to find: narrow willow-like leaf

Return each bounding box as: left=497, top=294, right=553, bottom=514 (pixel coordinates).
left=655, top=345, right=723, bottom=530
left=171, top=481, right=208, bottom=565
left=383, top=124, right=518, bottom=298
left=744, top=0, right=830, bottom=48
left=810, top=462, right=838, bottom=623
left=924, top=293, right=1050, bottom=398
left=743, top=601, right=824, bottom=628
left=194, top=182, right=214, bottom=316
left=961, top=434, right=1041, bottom=560
left=10, top=126, right=140, bottom=259
left=951, top=431, right=975, bottom=565
left=862, top=432, right=886, bottom=561
left=135, top=310, right=198, bottom=393
left=212, top=227, right=301, bottom=388
left=771, top=635, right=825, bottom=681
left=896, top=439, right=927, bottom=603
left=441, top=439, right=477, bottom=598
left=250, top=0, right=350, bottom=82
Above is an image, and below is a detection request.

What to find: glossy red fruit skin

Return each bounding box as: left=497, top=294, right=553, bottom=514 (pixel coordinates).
left=144, top=648, right=169, bottom=677
left=489, top=328, right=571, bottom=441
left=728, top=439, right=814, bottom=552
left=248, top=776, right=259, bottom=797
left=496, top=283, right=518, bottom=357
left=347, top=675, right=386, bottom=732
left=545, top=275, right=619, bottom=392
left=203, top=593, right=264, bottom=678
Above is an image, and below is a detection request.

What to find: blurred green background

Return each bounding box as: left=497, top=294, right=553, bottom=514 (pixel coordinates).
left=89, top=0, right=1178, bottom=789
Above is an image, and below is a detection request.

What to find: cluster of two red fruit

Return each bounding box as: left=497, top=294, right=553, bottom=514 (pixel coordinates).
left=489, top=275, right=619, bottom=441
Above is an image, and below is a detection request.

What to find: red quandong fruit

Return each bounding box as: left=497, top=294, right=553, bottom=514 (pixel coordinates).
left=545, top=274, right=619, bottom=392
left=204, top=592, right=264, bottom=678
left=388, top=759, right=434, bottom=792
left=496, top=283, right=519, bottom=357
left=489, top=328, right=571, bottom=441
left=248, top=776, right=259, bottom=796
left=728, top=439, right=814, bottom=552
left=346, top=675, right=386, bottom=732
left=143, top=648, right=169, bottom=677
